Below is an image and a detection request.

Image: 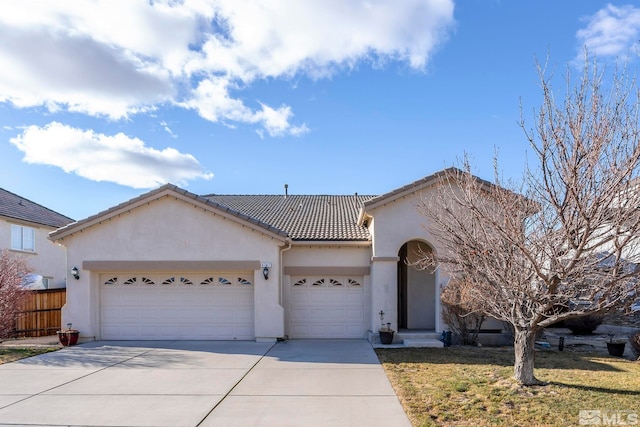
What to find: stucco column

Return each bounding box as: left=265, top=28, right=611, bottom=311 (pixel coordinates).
left=61, top=251, right=96, bottom=341
left=370, top=256, right=399, bottom=332
left=253, top=262, right=284, bottom=342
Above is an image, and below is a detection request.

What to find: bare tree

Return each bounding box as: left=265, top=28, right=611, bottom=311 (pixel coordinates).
left=419, top=58, right=640, bottom=386
left=0, top=250, right=31, bottom=339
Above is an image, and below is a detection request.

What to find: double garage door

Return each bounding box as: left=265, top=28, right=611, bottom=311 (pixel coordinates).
left=100, top=272, right=365, bottom=340
left=289, top=276, right=365, bottom=338
left=100, top=272, right=254, bottom=340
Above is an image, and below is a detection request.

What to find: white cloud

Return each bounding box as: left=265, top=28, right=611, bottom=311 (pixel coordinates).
left=0, top=0, right=455, bottom=135
left=10, top=122, right=213, bottom=188
left=255, top=103, right=309, bottom=137
left=160, top=121, right=177, bottom=138
left=182, top=77, right=309, bottom=137
left=576, top=4, right=640, bottom=59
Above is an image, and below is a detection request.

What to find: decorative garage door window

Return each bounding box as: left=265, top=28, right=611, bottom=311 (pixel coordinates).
left=289, top=275, right=365, bottom=339
left=102, top=273, right=253, bottom=287
left=293, top=277, right=361, bottom=287
left=100, top=271, right=254, bottom=340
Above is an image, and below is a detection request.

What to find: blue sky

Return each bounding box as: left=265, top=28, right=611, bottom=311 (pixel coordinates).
left=1, top=1, right=639, bottom=221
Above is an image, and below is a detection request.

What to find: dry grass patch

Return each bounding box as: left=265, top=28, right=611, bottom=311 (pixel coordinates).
left=376, top=346, right=639, bottom=426
left=0, top=347, right=58, bottom=364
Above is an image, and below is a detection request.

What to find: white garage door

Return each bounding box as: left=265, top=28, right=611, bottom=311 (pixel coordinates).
left=289, top=276, right=364, bottom=338
left=100, top=272, right=254, bottom=340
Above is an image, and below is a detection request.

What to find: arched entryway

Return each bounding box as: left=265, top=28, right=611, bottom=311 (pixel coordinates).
left=397, top=240, right=436, bottom=330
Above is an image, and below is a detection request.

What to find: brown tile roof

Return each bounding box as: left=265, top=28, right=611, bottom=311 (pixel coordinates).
left=50, top=169, right=487, bottom=242
left=204, top=194, right=375, bottom=241
left=0, top=187, right=74, bottom=228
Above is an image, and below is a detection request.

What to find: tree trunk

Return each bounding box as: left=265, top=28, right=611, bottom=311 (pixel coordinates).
left=513, top=328, right=543, bottom=386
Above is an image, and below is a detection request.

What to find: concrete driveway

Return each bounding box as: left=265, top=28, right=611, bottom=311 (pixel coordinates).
left=0, top=339, right=411, bottom=427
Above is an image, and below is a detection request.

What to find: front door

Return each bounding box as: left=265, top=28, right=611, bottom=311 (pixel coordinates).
left=397, top=241, right=436, bottom=330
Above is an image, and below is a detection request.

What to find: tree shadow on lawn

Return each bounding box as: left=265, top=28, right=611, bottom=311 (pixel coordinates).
left=375, top=346, right=627, bottom=372
left=547, top=381, right=640, bottom=396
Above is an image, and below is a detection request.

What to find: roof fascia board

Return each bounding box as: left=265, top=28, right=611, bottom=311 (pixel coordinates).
left=290, top=240, right=371, bottom=247
left=364, top=186, right=429, bottom=212
left=363, top=168, right=498, bottom=212
left=0, top=215, right=49, bottom=229
left=363, top=172, right=448, bottom=212
left=364, top=175, right=443, bottom=212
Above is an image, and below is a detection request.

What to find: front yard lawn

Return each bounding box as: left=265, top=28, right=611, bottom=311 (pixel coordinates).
left=376, top=346, right=639, bottom=426
left=0, top=347, right=58, bottom=364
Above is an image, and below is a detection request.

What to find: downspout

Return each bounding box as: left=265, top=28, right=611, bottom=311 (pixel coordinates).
left=279, top=238, right=293, bottom=306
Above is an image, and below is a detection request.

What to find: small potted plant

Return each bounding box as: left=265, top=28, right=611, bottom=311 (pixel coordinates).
left=57, top=323, right=80, bottom=346
left=606, top=334, right=626, bottom=357
left=378, top=310, right=395, bottom=345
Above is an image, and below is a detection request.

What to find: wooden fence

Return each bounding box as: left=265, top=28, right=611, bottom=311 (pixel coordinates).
left=15, top=289, right=66, bottom=337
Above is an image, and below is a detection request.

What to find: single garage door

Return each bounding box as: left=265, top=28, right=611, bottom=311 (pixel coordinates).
left=289, top=276, right=364, bottom=338
left=100, top=272, right=254, bottom=340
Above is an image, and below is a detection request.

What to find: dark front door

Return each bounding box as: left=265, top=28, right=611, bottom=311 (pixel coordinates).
left=397, top=243, right=408, bottom=328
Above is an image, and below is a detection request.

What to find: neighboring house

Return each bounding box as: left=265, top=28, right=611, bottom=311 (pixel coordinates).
left=49, top=168, right=502, bottom=342
left=0, top=187, right=74, bottom=289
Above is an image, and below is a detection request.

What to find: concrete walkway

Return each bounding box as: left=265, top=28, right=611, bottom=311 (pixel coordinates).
left=0, top=339, right=411, bottom=427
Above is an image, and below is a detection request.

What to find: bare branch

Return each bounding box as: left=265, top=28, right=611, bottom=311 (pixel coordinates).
left=419, top=54, right=640, bottom=385
left=0, top=250, right=32, bottom=339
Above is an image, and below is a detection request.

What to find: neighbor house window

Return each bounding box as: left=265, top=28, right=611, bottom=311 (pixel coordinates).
left=11, top=224, right=35, bottom=252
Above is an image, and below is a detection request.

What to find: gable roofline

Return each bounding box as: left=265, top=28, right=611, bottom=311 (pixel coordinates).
left=0, top=187, right=74, bottom=228
left=49, top=184, right=289, bottom=242
left=360, top=167, right=499, bottom=215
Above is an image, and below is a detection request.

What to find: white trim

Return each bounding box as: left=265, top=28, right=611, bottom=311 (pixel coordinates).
left=290, top=240, right=371, bottom=247
left=84, top=260, right=261, bottom=272
left=371, top=256, right=400, bottom=262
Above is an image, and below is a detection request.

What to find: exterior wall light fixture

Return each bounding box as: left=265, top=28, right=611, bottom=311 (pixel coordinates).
left=261, top=262, right=272, bottom=280
left=71, top=266, right=80, bottom=280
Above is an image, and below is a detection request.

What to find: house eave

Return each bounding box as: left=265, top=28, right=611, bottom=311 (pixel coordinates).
left=0, top=213, right=67, bottom=230
left=362, top=167, right=502, bottom=212
left=290, top=239, right=371, bottom=247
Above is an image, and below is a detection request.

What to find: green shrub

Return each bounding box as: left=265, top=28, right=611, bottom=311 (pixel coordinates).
left=564, top=315, right=604, bottom=335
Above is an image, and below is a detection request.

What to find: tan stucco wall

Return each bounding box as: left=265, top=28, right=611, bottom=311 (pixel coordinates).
left=283, top=245, right=371, bottom=267
left=56, top=195, right=284, bottom=341
left=367, top=187, right=447, bottom=332
left=0, top=218, right=67, bottom=288
left=369, top=191, right=439, bottom=257
left=367, top=187, right=507, bottom=334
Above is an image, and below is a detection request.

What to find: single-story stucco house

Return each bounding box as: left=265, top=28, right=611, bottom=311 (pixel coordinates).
left=49, top=168, right=502, bottom=343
